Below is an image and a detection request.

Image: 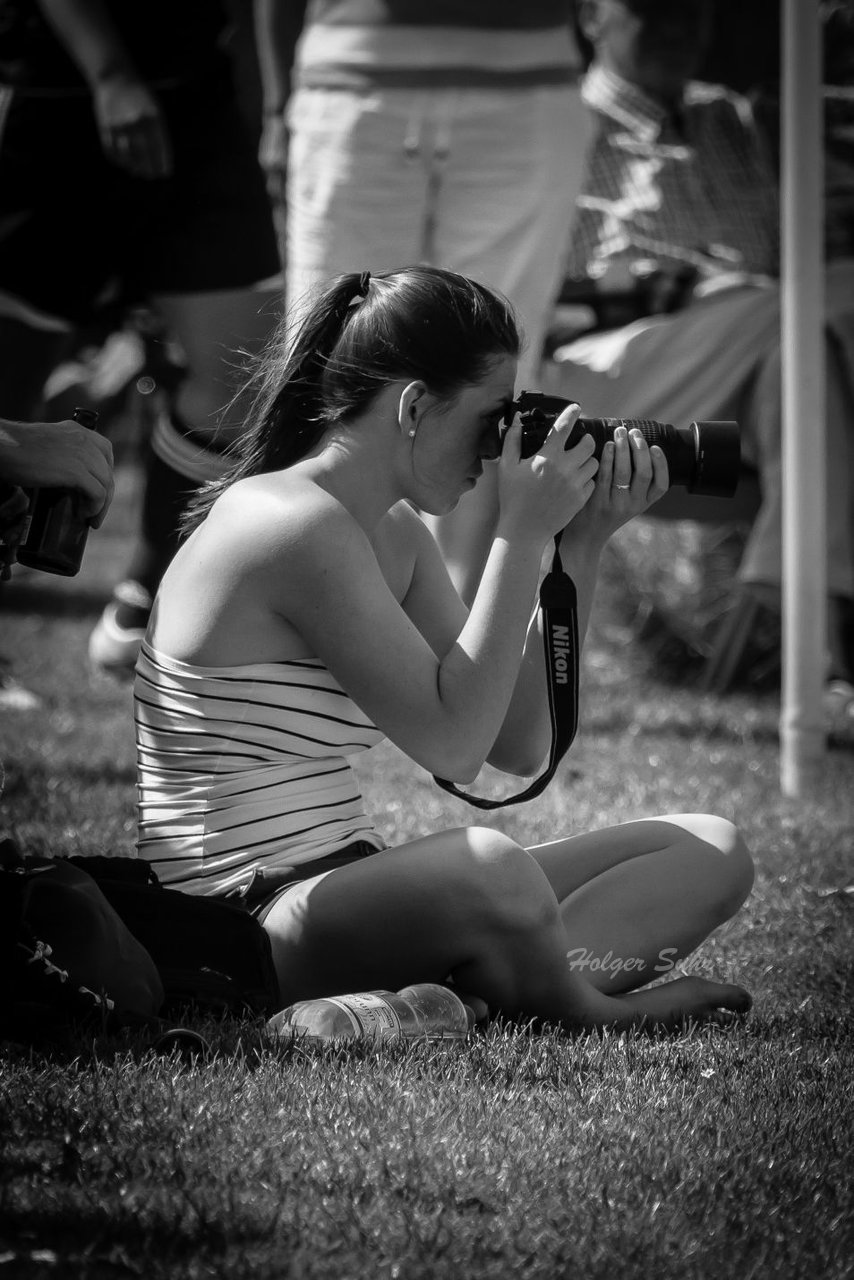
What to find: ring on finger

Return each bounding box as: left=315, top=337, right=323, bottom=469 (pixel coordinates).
left=613, top=482, right=631, bottom=490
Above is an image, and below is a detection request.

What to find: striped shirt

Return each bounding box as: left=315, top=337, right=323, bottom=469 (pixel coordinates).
left=567, top=65, right=780, bottom=283
left=295, top=0, right=582, bottom=91
left=134, top=642, right=386, bottom=896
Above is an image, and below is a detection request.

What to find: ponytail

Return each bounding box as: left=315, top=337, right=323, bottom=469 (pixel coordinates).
left=181, top=272, right=371, bottom=534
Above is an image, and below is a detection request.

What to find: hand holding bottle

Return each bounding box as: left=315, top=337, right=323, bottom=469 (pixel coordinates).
left=2, top=410, right=114, bottom=577
left=0, top=414, right=114, bottom=526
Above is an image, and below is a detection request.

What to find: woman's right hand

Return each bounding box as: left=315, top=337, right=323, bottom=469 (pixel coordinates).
left=497, top=402, right=599, bottom=544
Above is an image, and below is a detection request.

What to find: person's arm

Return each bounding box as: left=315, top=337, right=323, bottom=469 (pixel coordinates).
left=397, top=508, right=549, bottom=776
left=253, top=0, right=308, bottom=200
left=224, top=416, right=595, bottom=784
left=399, top=422, right=668, bottom=776
left=253, top=0, right=306, bottom=117
left=492, top=425, right=668, bottom=768
left=36, top=0, right=172, bottom=178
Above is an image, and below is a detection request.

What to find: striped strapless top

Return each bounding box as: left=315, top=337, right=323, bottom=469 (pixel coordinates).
left=134, top=641, right=386, bottom=896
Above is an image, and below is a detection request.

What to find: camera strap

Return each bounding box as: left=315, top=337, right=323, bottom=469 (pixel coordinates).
left=433, top=536, right=579, bottom=809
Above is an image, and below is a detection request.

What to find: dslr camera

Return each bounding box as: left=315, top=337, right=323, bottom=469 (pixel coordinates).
left=503, top=391, right=741, bottom=497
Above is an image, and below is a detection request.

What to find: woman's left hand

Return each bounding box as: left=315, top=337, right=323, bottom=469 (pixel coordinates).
left=567, top=424, right=669, bottom=544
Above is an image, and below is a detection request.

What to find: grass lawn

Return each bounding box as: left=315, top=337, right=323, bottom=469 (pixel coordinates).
left=1, top=460, right=853, bottom=1279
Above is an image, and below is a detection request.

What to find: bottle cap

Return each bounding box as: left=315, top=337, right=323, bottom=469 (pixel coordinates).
left=461, top=993, right=489, bottom=1026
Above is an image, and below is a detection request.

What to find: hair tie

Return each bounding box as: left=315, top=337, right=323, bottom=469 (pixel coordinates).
left=345, top=271, right=372, bottom=312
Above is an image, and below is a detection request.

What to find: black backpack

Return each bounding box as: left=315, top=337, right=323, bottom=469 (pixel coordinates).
left=1, top=840, right=280, bottom=1045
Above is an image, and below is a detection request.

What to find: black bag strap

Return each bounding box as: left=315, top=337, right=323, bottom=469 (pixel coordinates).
left=433, top=537, right=580, bottom=809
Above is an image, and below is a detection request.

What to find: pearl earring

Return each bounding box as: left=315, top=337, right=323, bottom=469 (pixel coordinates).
left=408, top=428, right=416, bottom=438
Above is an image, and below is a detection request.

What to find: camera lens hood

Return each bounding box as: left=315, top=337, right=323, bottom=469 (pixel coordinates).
left=691, top=420, right=741, bottom=497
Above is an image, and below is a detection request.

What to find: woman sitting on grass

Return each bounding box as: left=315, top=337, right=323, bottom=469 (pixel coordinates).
left=134, top=265, right=754, bottom=1032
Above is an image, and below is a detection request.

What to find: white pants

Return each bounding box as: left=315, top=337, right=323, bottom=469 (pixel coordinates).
left=286, top=83, right=592, bottom=387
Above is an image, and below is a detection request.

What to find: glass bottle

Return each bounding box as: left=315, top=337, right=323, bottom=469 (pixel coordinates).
left=16, top=407, right=100, bottom=576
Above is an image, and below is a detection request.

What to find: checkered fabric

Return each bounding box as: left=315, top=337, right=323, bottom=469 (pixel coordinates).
left=567, top=65, right=780, bottom=283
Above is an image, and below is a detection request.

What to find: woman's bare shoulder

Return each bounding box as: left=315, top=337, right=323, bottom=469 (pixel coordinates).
left=214, top=471, right=344, bottom=521
left=206, top=472, right=366, bottom=558
left=151, top=473, right=374, bottom=662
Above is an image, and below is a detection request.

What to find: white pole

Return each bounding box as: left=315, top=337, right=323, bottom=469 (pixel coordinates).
left=780, top=0, right=826, bottom=797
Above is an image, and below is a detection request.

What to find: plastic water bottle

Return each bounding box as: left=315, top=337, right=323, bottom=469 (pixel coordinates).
left=266, top=982, right=475, bottom=1045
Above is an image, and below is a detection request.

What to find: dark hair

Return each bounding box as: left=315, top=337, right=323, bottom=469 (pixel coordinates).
left=182, top=265, right=521, bottom=532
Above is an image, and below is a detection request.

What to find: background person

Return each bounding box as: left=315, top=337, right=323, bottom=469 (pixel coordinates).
left=0, top=0, right=283, bottom=675
left=134, top=265, right=754, bottom=1031
left=547, top=0, right=854, bottom=708
left=256, top=0, right=594, bottom=603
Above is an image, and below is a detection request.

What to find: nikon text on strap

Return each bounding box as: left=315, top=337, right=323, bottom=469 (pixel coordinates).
left=433, top=537, right=579, bottom=809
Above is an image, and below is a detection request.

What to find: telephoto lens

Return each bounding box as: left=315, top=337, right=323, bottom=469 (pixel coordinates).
left=504, top=391, right=741, bottom=497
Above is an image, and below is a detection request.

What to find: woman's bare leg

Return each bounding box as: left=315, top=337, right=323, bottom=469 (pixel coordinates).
left=153, top=286, right=281, bottom=440
left=527, top=814, right=754, bottom=994
left=262, top=826, right=589, bottom=1018
left=261, top=819, right=752, bottom=1029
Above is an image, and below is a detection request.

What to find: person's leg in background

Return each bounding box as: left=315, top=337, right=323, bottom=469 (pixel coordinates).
left=738, top=326, right=854, bottom=699
left=422, top=84, right=593, bottom=603
left=87, top=284, right=281, bottom=671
